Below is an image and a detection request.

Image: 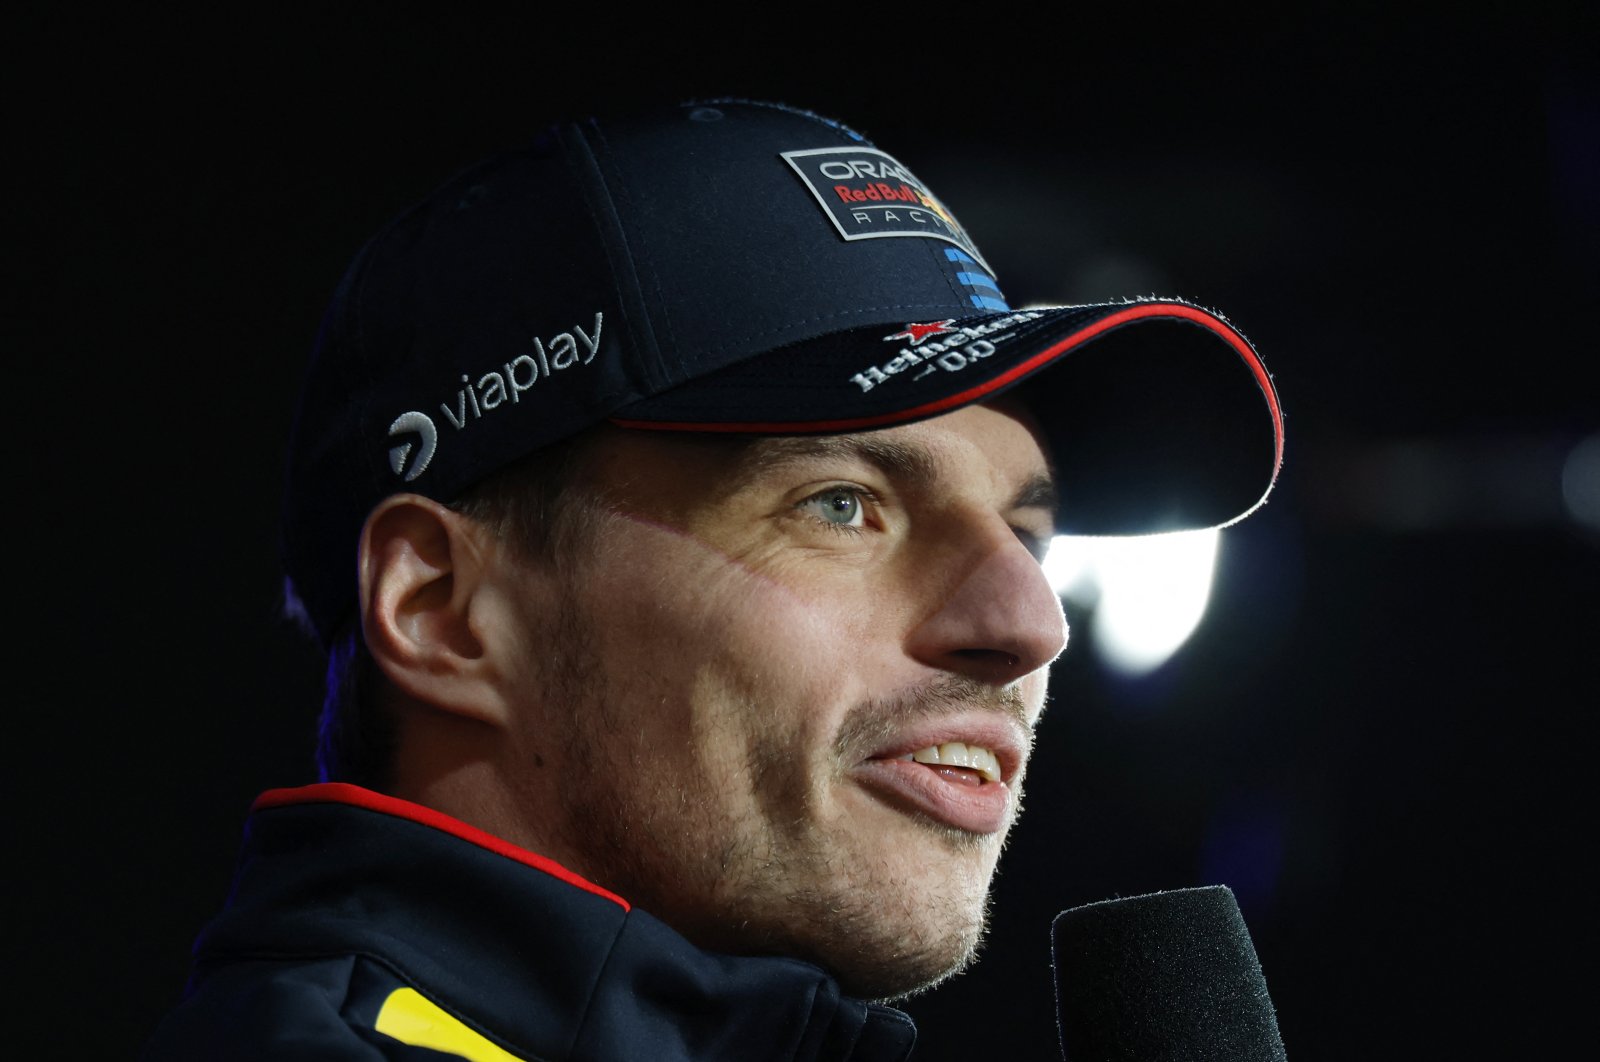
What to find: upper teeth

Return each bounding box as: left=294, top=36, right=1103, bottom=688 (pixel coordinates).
left=899, top=742, right=1001, bottom=782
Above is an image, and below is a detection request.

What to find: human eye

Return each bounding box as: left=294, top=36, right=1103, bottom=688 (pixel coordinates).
left=795, top=485, right=874, bottom=533
left=1014, top=525, right=1051, bottom=564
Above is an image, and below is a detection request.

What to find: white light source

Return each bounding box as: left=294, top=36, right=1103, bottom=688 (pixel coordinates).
left=1044, top=529, right=1221, bottom=675
left=1041, top=533, right=1097, bottom=601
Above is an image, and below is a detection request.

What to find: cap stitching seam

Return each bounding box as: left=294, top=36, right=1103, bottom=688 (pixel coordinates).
left=589, top=122, right=685, bottom=383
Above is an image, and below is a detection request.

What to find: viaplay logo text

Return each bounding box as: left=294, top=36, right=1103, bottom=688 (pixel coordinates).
left=386, top=312, right=604, bottom=481
left=850, top=312, right=1043, bottom=393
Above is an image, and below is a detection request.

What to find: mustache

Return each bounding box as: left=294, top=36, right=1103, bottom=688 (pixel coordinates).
left=833, top=676, right=1033, bottom=762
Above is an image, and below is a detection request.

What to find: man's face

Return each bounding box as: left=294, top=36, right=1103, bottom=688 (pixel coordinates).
left=499, top=401, right=1068, bottom=1000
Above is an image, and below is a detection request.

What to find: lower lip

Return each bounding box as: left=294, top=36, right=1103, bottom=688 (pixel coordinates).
left=852, top=759, right=1012, bottom=834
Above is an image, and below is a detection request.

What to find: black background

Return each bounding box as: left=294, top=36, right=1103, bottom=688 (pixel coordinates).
left=13, top=6, right=1597, bottom=1058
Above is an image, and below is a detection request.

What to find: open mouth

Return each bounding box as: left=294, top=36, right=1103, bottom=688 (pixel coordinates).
left=856, top=740, right=1014, bottom=834
left=893, top=741, right=1002, bottom=784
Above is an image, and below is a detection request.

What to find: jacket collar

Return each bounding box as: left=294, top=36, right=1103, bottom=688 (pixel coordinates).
left=195, top=783, right=916, bottom=1061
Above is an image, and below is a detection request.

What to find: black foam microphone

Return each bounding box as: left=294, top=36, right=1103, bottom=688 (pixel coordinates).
left=1051, top=885, right=1287, bottom=1061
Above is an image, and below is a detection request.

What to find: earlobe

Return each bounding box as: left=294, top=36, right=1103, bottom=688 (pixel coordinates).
left=358, top=495, right=510, bottom=725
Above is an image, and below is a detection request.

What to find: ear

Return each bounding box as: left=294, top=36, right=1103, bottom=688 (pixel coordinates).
left=358, top=494, right=513, bottom=726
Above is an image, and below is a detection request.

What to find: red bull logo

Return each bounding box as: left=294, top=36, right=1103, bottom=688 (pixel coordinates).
left=782, top=145, right=989, bottom=268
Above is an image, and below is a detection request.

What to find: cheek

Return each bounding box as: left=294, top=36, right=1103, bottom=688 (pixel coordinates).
left=570, top=517, right=900, bottom=788
left=586, top=516, right=892, bottom=692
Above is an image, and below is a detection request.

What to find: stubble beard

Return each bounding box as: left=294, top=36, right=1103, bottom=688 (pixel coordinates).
left=542, top=582, right=1028, bottom=1002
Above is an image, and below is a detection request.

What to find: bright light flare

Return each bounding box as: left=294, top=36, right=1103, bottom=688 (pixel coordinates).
left=1563, top=432, right=1600, bottom=531
left=1044, top=529, right=1220, bottom=675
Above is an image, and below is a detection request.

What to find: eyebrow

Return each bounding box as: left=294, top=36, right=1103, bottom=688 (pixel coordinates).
left=743, top=433, right=1059, bottom=517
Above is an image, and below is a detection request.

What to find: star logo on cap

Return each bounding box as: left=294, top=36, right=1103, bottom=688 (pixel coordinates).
left=885, top=320, right=957, bottom=345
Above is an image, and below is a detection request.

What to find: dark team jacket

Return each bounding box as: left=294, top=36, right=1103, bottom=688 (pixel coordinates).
left=142, top=783, right=917, bottom=1061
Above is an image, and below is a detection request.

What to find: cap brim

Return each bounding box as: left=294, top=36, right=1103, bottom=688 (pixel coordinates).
left=611, top=300, right=1283, bottom=535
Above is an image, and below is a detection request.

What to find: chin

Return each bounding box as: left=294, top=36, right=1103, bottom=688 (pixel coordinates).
left=831, top=915, right=989, bottom=1004
left=744, top=873, right=995, bottom=1004
left=683, top=863, right=993, bottom=1002
left=820, top=840, right=1000, bottom=1000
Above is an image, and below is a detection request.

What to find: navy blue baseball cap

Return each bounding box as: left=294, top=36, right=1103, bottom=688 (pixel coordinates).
left=282, top=98, right=1283, bottom=647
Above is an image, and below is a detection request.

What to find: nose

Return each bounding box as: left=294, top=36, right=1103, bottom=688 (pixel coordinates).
left=905, top=529, right=1069, bottom=687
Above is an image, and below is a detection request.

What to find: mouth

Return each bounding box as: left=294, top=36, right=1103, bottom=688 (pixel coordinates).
left=894, top=741, right=1002, bottom=783
left=851, top=723, right=1026, bottom=836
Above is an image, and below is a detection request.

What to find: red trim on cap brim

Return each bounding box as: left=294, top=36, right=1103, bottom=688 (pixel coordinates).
left=611, top=302, right=1284, bottom=481
left=254, top=782, right=631, bottom=911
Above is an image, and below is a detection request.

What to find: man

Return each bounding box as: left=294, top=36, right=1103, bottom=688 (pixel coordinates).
left=144, top=99, right=1282, bottom=1060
